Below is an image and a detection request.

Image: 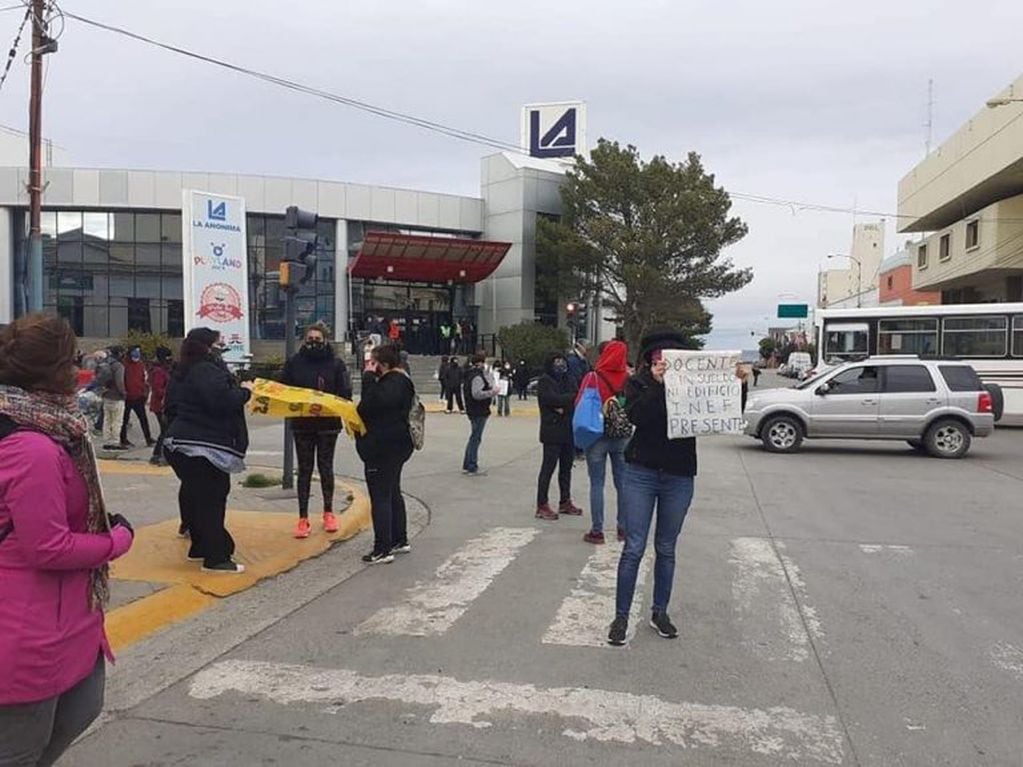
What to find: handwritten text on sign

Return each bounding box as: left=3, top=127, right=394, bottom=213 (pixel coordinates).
left=663, top=350, right=743, bottom=438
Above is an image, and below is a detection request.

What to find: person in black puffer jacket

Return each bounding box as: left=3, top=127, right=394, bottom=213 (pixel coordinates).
left=164, top=327, right=252, bottom=574
left=281, top=322, right=353, bottom=540
left=356, top=344, right=416, bottom=565
left=535, top=352, right=582, bottom=520
left=608, top=328, right=697, bottom=647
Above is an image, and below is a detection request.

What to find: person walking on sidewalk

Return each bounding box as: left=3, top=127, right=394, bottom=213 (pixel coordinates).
left=513, top=359, right=530, bottom=400
left=535, top=352, right=583, bottom=520
left=437, top=356, right=449, bottom=402
left=120, top=346, right=154, bottom=449
left=148, top=346, right=173, bottom=466
left=443, top=356, right=465, bottom=414
left=496, top=360, right=513, bottom=416
left=355, top=344, right=415, bottom=565
left=608, top=328, right=697, bottom=647
left=579, top=340, right=632, bottom=544
left=97, top=346, right=126, bottom=451
left=281, top=322, right=353, bottom=540
left=164, top=328, right=253, bottom=574
left=0, top=313, right=135, bottom=766
left=461, top=353, right=495, bottom=475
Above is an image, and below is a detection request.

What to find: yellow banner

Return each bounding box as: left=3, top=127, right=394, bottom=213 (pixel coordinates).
left=248, top=378, right=366, bottom=437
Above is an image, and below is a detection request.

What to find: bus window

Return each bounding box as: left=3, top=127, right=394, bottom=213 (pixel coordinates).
left=824, top=323, right=868, bottom=361
left=941, top=316, right=1008, bottom=357
left=878, top=318, right=938, bottom=355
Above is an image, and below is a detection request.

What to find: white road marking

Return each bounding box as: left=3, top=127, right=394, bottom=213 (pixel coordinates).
left=777, top=542, right=824, bottom=643
left=991, top=642, right=1023, bottom=678
left=542, top=542, right=652, bottom=647
left=730, top=538, right=821, bottom=662
left=858, top=544, right=913, bottom=555
left=354, top=527, right=539, bottom=636
left=190, top=659, right=845, bottom=764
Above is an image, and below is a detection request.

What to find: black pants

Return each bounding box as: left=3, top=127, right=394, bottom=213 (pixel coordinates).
left=516, top=384, right=528, bottom=400
left=446, top=386, right=465, bottom=413
left=120, top=398, right=153, bottom=444
left=293, top=430, right=339, bottom=518
left=365, top=452, right=411, bottom=555
left=152, top=412, right=168, bottom=459
left=167, top=452, right=235, bottom=567
left=537, top=442, right=574, bottom=507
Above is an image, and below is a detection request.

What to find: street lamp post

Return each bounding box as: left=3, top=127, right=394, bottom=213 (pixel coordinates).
left=827, top=253, right=863, bottom=308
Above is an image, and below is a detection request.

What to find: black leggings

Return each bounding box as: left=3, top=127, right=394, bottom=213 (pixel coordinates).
left=120, top=398, right=152, bottom=444
left=293, top=430, right=339, bottom=517
left=167, top=452, right=235, bottom=567
left=537, top=442, right=574, bottom=507
left=365, top=453, right=410, bottom=555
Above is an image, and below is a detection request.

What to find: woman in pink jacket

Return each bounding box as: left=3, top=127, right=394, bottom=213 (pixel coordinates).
left=0, top=313, right=134, bottom=767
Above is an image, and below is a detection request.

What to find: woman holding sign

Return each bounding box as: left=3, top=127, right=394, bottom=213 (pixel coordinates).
left=281, top=322, right=353, bottom=540
left=608, top=329, right=697, bottom=647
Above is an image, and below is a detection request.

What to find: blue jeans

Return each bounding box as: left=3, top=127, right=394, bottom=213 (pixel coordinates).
left=463, top=415, right=488, bottom=472
left=615, top=464, right=694, bottom=618
left=585, top=436, right=628, bottom=533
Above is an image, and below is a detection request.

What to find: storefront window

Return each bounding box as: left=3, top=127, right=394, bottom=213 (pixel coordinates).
left=32, top=209, right=337, bottom=339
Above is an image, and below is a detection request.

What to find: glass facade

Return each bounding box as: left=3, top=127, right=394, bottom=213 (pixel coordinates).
left=27, top=209, right=336, bottom=339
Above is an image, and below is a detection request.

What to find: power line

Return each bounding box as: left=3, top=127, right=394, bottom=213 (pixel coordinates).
left=62, top=9, right=524, bottom=154
left=0, top=4, right=29, bottom=94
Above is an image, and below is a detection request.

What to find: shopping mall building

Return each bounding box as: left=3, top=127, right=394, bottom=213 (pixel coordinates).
left=0, top=104, right=587, bottom=356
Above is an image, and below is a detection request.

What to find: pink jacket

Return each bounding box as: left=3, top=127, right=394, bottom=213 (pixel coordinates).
left=0, top=432, right=133, bottom=705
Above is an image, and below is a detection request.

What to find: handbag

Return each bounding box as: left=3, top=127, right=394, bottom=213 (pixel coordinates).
left=596, top=372, right=634, bottom=440
left=571, top=375, right=604, bottom=450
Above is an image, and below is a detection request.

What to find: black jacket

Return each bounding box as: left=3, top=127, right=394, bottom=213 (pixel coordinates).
left=165, top=357, right=251, bottom=458
left=537, top=357, right=578, bottom=445
left=462, top=366, right=494, bottom=418
left=355, top=370, right=415, bottom=465
left=624, top=368, right=697, bottom=476
left=441, top=362, right=464, bottom=391
left=280, top=345, right=353, bottom=433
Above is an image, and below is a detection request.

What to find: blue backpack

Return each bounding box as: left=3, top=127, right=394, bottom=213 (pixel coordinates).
left=572, top=375, right=604, bottom=450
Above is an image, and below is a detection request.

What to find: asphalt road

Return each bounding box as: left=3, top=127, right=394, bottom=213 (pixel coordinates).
left=62, top=387, right=1023, bottom=766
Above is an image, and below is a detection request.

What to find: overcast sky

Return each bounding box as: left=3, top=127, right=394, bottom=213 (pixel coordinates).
left=1, top=0, right=1020, bottom=348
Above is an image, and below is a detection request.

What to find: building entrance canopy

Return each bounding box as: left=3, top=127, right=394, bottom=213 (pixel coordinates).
left=348, top=231, right=511, bottom=283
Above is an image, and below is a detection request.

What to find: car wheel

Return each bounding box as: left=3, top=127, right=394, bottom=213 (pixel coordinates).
left=761, top=415, right=804, bottom=453
left=906, top=439, right=926, bottom=452
left=924, top=419, right=971, bottom=459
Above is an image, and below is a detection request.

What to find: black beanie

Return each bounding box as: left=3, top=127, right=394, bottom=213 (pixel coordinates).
left=185, top=327, right=219, bottom=347
left=639, top=327, right=690, bottom=364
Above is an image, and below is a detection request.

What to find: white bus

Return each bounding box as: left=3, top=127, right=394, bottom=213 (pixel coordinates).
left=816, top=303, right=1023, bottom=426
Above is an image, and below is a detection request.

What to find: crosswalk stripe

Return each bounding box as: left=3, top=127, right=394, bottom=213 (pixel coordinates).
left=542, top=542, right=652, bottom=647
left=354, top=526, right=539, bottom=637
left=190, top=659, right=845, bottom=764
left=730, top=537, right=822, bottom=662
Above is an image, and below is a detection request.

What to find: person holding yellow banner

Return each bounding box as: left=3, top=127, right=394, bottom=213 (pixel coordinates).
left=280, top=323, right=353, bottom=539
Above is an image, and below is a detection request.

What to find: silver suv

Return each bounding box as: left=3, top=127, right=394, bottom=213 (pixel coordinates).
left=743, top=357, right=995, bottom=458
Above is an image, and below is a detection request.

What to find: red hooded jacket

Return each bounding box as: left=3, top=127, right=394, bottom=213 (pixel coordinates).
left=576, top=340, right=629, bottom=404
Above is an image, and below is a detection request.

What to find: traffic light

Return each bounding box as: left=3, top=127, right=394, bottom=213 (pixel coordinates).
left=280, top=205, right=318, bottom=290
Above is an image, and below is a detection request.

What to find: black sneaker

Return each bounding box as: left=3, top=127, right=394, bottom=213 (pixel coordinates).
left=201, top=560, right=246, bottom=574
left=177, top=524, right=190, bottom=539
left=608, top=616, right=629, bottom=646
left=650, top=611, right=678, bottom=639
left=362, top=550, right=395, bottom=565
left=391, top=542, right=411, bottom=554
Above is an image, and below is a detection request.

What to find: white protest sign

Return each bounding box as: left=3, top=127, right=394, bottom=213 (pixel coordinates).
left=182, top=190, right=250, bottom=365
left=663, top=350, right=743, bottom=439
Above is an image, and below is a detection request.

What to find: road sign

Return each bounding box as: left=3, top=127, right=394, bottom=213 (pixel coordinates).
left=777, top=303, right=809, bottom=319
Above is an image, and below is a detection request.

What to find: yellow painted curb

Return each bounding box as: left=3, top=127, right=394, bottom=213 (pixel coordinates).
left=104, top=484, right=370, bottom=648
left=105, top=584, right=214, bottom=652
left=98, top=460, right=174, bottom=476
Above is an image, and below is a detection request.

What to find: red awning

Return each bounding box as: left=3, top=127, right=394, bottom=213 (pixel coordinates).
left=348, top=231, right=511, bottom=284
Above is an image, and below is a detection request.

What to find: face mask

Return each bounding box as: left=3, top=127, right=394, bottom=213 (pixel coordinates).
left=553, top=360, right=569, bottom=375
left=130, top=350, right=141, bottom=362
left=305, top=339, right=325, bottom=350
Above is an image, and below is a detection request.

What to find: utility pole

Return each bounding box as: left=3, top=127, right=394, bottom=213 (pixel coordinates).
left=27, top=0, right=56, bottom=313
